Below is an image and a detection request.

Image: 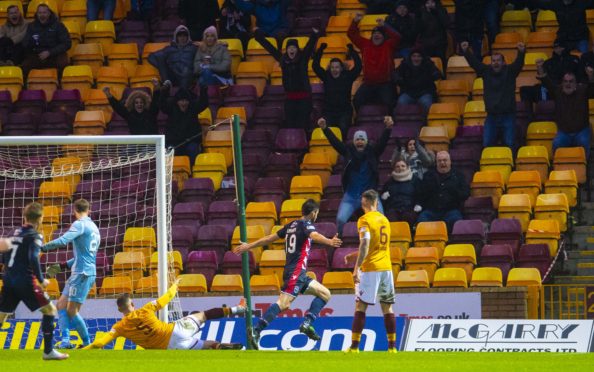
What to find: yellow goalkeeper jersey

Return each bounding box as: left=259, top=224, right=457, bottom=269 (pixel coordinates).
left=357, top=210, right=391, bottom=272
left=110, top=301, right=175, bottom=349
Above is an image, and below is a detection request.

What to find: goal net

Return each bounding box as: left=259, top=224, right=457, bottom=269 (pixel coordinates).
left=0, top=136, right=181, bottom=343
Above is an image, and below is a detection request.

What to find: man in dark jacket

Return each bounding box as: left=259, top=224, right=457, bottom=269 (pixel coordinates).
left=318, top=116, right=393, bottom=236
left=235, top=0, right=290, bottom=39
left=160, top=81, right=209, bottom=165
left=21, top=4, right=71, bottom=78
left=417, top=0, right=449, bottom=63
left=531, top=0, right=591, bottom=53
left=463, top=41, right=525, bottom=151
left=416, top=151, right=470, bottom=231
left=148, top=25, right=197, bottom=89
left=455, top=0, right=486, bottom=57
left=179, top=0, right=219, bottom=41
left=394, top=49, right=442, bottom=112
left=386, top=0, right=419, bottom=58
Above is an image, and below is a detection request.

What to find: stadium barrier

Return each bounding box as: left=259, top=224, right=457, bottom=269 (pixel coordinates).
left=541, top=285, right=593, bottom=319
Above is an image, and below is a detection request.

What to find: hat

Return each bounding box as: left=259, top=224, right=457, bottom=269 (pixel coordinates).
left=372, top=26, right=385, bottom=37
left=353, top=130, right=368, bottom=143
left=395, top=0, right=409, bottom=8
left=175, top=88, right=192, bottom=101
left=286, top=39, right=299, bottom=49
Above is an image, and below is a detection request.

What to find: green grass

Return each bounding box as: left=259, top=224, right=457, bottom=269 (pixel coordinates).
left=2, top=350, right=594, bottom=372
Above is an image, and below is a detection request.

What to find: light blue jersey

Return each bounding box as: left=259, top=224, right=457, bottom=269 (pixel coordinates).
left=44, top=216, right=100, bottom=276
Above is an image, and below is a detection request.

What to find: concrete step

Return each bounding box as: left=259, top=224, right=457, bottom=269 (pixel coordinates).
left=554, top=275, right=594, bottom=285
left=578, top=263, right=594, bottom=276
left=565, top=251, right=594, bottom=275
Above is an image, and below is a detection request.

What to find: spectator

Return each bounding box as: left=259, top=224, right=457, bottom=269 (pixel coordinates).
left=148, top=25, right=197, bottom=89
left=462, top=41, right=525, bottom=150
left=129, top=0, right=155, bottom=20
left=235, top=0, right=290, bottom=40
left=312, top=42, right=362, bottom=138
left=348, top=14, right=401, bottom=111
left=393, top=48, right=442, bottom=112
left=256, top=28, right=320, bottom=128
left=87, top=0, right=116, bottom=21
left=454, top=0, right=486, bottom=57
left=103, top=79, right=160, bottom=135
left=0, top=5, right=28, bottom=66
left=537, top=58, right=594, bottom=157
left=391, top=138, right=435, bottom=180
left=417, top=0, right=449, bottom=63
left=531, top=0, right=590, bottom=53
left=416, top=151, right=470, bottom=231
left=179, top=0, right=219, bottom=41
left=380, top=158, right=422, bottom=226
left=483, top=0, right=500, bottom=46
left=160, top=81, right=209, bottom=165
left=385, top=0, right=419, bottom=58
left=578, top=42, right=594, bottom=79
left=21, top=4, right=71, bottom=78
left=193, top=26, right=232, bottom=86
left=318, top=116, right=393, bottom=237
left=359, top=0, right=394, bottom=14
left=219, top=0, right=252, bottom=49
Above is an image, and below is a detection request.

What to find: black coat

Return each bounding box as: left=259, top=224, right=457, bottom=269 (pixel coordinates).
left=544, top=51, right=582, bottom=84
left=160, top=86, right=208, bottom=146
left=394, top=55, right=442, bottom=98
left=417, top=168, right=470, bottom=212
left=108, top=91, right=160, bottom=135
left=454, top=0, right=486, bottom=38
left=382, top=175, right=421, bottom=212
left=532, top=0, right=592, bottom=43
left=417, top=2, right=449, bottom=54
left=386, top=13, right=419, bottom=49
left=22, top=12, right=71, bottom=56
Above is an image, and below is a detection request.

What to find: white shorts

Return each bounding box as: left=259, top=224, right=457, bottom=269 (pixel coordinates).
left=167, top=316, right=204, bottom=350
left=356, top=270, right=395, bottom=305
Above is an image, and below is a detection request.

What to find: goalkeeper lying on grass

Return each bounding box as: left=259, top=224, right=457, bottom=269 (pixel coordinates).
left=84, top=279, right=245, bottom=350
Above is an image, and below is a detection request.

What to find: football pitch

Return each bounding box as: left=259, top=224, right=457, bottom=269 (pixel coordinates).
left=2, top=350, right=594, bottom=372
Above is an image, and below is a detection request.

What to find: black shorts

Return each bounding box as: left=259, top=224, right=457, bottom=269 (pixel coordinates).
left=281, top=270, right=313, bottom=297
left=0, top=281, right=50, bottom=313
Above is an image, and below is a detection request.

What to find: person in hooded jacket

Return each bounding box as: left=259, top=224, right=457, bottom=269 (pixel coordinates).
left=385, top=0, right=419, bottom=58
left=256, top=27, right=320, bottom=128
left=148, top=25, right=197, bottom=89
left=380, top=157, right=422, bottom=227
left=103, top=78, right=160, bottom=135
left=417, top=0, right=449, bottom=63
left=194, top=26, right=232, bottom=86
left=394, top=48, right=442, bottom=112
left=21, top=4, right=71, bottom=78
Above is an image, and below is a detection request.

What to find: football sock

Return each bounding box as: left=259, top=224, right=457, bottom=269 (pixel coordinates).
left=256, top=303, right=281, bottom=332
left=57, top=309, right=70, bottom=344
left=305, top=297, right=327, bottom=323
left=41, top=315, right=55, bottom=354
left=70, top=313, right=90, bottom=345
left=350, top=311, right=366, bottom=349
left=384, top=313, right=396, bottom=349
left=204, top=307, right=226, bottom=320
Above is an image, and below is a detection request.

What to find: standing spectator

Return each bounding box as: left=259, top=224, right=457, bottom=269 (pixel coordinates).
left=416, top=151, right=470, bottom=231
left=537, top=58, right=594, bottom=157
left=394, top=49, right=442, bottom=112
left=348, top=14, right=401, bottom=111
left=531, top=0, right=590, bottom=53
left=0, top=5, right=28, bottom=65
left=179, top=0, right=219, bottom=41
left=219, top=0, right=252, bottom=49
left=87, top=0, right=116, bottom=21
left=103, top=79, right=160, bottom=135
left=194, top=26, right=232, bottom=86
left=256, top=28, right=320, bottom=128
left=359, top=0, right=394, bottom=14
left=386, top=0, right=419, bottom=58
left=148, top=25, right=197, bottom=89
left=455, top=0, right=486, bottom=57
left=391, top=138, right=435, bottom=180
left=462, top=41, right=525, bottom=150
left=483, top=0, right=501, bottom=46
left=235, top=0, right=290, bottom=40
left=417, top=0, right=449, bottom=63
left=318, top=116, right=393, bottom=237
left=380, top=158, right=422, bottom=226
left=129, top=0, right=155, bottom=20
left=21, top=4, right=71, bottom=78
left=159, top=82, right=209, bottom=165
left=312, top=42, right=362, bottom=138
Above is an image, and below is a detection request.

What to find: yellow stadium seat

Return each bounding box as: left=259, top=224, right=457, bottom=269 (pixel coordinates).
left=516, top=145, right=550, bottom=184
left=259, top=250, right=286, bottom=283
left=0, top=65, right=22, bottom=101
left=492, top=32, right=523, bottom=62
left=96, top=65, right=128, bottom=98
left=108, top=43, right=139, bottom=77
left=405, top=247, right=440, bottom=283
left=61, top=0, right=87, bottom=32
left=471, top=170, right=505, bottom=206
left=123, top=227, right=156, bottom=263
left=71, top=43, right=105, bottom=79
left=178, top=274, right=208, bottom=293
left=336, top=0, right=365, bottom=15
left=192, top=152, right=227, bottom=190
left=84, top=89, right=114, bottom=119
left=51, top=156, right=82, bottom=188
left=73, top=110, right=106, bottom=135
left=236, top=61, right=270, bottom=97
left=498, top=193, right=532, bottom=232
left=470, top=267, right=503, bottom=287
left=27, top=68, right=58, bottom=101
left=358, top=14, right=388, bottom=37
left=507, top=267, right=542, bottom=319
left=414, top=222, right=448, bottom=257
left=526, top=31, right=556, bottom=55
left=553, top=147, right=587, bottom=185
left=45, top=278, right=61, bottom=297
left=526, top=121, right=557, bottom=158
left=419, top=126, right=449, bottom=153
left=219, top=38, right=244, bottom=76
left=300, top=153, right=332, bottom=188
left=290, top=175, right=323, bottom=201
left=396, top=270, right=430, bottom=288
left=246, top=37, right=278, bottom=69
left=316, top=35, right=348, bottom=59
left=535, top=10, right=558, bottom=33
left=463, top=100, right=486, bottom=126
left=471, top=78, right=483, bottom=100
left=246, top=201, right=277, bottom=233
left=534, top=193, right=569, bottom=232
left=149, top=251, right=183, bottom=276
left=134, top=275, right=158, bottom=294
left=84, top=20, right=115, bottom=54
left=280, top=198, right=307, bottom=225
left=326, top=15, right=353, bottom=34
left=141, top=42, right=168, bottom=64
left=232, top=225, right=265, bottom=262
left=198, top=108, right=213, bottom=128
left=441, top=244, right=476, bottom=281
left=427, top=102, right=461, bottom=140
left=250, top=274, right=280, bottom=292
left=173, top=156, right=191, bottom=189
left=38, top=181, right=73, bottom=206
left=281, top=36, right=310, bottom=51
left=437, top=80, right=470, bottom=113
left=323, top=271, right=355, bottom=290
left=500, top=9, right=533, bottom=41
left=27, top=0, right=59, bottom=18
left=61, top=65, right=94, bottom=99
left=526, top=219, right=560, bottom=256
left=433, top=267, right=467, bottom=288
left=39, top=225, right=55, bottom=244
left=480, top=146, right=514, bottom=182
left=100, top=276, right=133, bottom=295
left=545, top=170, right=578, bottom=207
left=446, top=56, right=476, bottom=87
left=130, top=64, right=159, bottom=90
left=113, top=251, right=145, bottom=286
left=41, top=205, right=61, bottom=227
left=203, top=130, right=233, bottom=168
left=309, top=127, right=342, bottom=165
left=506, top=170, right=542, bottom=206
left=216, top=105, right=247, bottom=124
left=269, top=225, right=286, bottom=250
left=211, top=274, right=243, bottom=292
left=519, top=52, right=549, bottom=79
left=390, top=221, right=411, bottom=257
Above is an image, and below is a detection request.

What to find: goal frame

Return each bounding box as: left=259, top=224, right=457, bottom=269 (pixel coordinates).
left=0, top=135, right=172, bottom=321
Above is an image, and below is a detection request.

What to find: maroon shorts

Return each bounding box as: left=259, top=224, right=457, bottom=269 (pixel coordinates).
left=0, top=280, right=50, bottom=313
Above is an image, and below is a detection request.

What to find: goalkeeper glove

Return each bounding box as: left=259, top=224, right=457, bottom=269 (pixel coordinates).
left=46, top=262, right=68, bottom=278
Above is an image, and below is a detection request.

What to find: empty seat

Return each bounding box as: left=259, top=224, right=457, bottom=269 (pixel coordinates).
left=507, top=170, right=542, bottom=206
left=471, top=170, right=505, bottom=206
left=414, top=221, right=448, bottom=257
left=210, top=274, right=243, bottom=292
left=246, top=201, right=277, bottom=233
left=61, top=65, right=94, bottom=99
left=250, top=274, right=280, bottom=292
left=395, top=270, right=430, bottom=288
left=470, top=267, right=503, bottom=287
left=545, top=170, right=578, bottom=207
left=280, top=198, right=307, bottom=224
left=516, top=145, right=550, bottom=183
left=178, top=274, right=208, bottom=293
left=449, top=219, right=485, bottom=255
left=122, top=227, right=156, bottom=263
left=526, top=122, right=557, bottom=158
left=236, top=61, right=270, bottom=97
left=203, top=131, right=233, bottom=168
left=534, top=193, right=569, bottom=232
left=553, top=147, right=587, bottom=185
left=480, top=147, right=514, bottom=183
left=433, top=267, right=467, bottom=288
left=526, top=219, right=560, bottom=256
left=300, top=153, right=332, bottom=188
left=480, top=244, right=514, bottom=282
left=231, top=225, right=265, bottom=262
left=390, top=221, right=411, bottom=257
left=322, top=271, right=355, bottom=289
left=85, top=20, right=116, bottom=54
left=73, top=110, right=106, bottom=135
left=258, top=249, right=286, bottom=283
left=71, top=44, right=105, bottom=78
left=498, top=193, right=532, bottom=232
left=27, top=69, right=58, bottom=101
left=427, top=102, right=461, bottom=140
left=506, top=267, right=542, bottom=319
left=405, top=247, right=440, bottom=283
left=96, top=65, right=128, bottom=98
left=441, top=244, right=476, bottom=281
left=0, top=65, right=22, bottom=102
left=100, top=276, right=133, bottom=295
left=419, top=126, right=449, bottom=153
left=309, top=127, right=342, bottom=165
left=463, top=100, right=487, bottom=126
left=38, top=181, right=73, bottom=206
left=192, top=153, right=227, bottom=191
left=290, top=175, right=323, bottom=201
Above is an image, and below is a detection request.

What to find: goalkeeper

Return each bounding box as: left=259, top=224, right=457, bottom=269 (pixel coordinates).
left=84, top=279, right=245, bottom=350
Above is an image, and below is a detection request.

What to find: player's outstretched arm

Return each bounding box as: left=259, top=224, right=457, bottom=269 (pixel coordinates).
left=83, top=331, right=117, bottom=349
left=42, top=221, right=83, bottom=251
left=310, top=232, right=342, bottom=248
left=153, top=279, right=181, bottom=311
left=232, top=233, right=280, bottom=255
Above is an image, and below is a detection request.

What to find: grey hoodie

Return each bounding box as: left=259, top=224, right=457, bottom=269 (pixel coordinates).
left=148, top=25, right=197, bottom=80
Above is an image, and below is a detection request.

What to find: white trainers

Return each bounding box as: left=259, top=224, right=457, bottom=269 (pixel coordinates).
left=42, top=349, right=69, bottom=361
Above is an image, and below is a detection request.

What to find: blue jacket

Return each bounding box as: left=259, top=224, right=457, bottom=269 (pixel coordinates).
left=148, top=25, right=197, bottom=81
left=235, top=0, right=289, bottom=36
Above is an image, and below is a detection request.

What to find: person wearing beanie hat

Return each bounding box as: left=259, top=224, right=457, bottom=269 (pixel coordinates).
left=255, top=27, right=320, bottom=128
left=386, top=0, right=418, bottom=58
left=394, top=48, right=442, bottom=112
left=193, top=26, right=232, bottom=86
left=148, top=25, right=197, bottom=89
left=312, top=42, right=362, bottom=137
left=318, top=116, right=394, bottom=237
left=179, top=0, right=219, bottom=41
